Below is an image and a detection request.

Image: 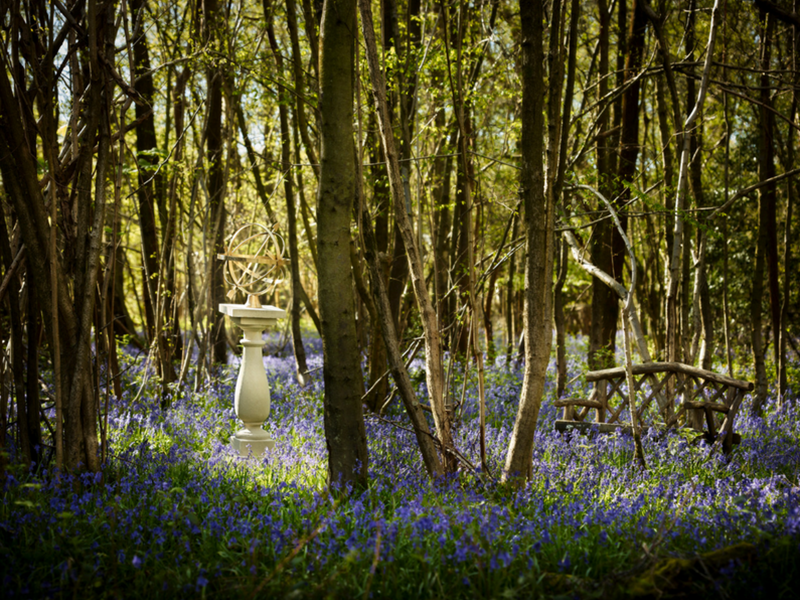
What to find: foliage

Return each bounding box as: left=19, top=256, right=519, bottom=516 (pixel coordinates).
left=2, top=338, right=799, bottom=598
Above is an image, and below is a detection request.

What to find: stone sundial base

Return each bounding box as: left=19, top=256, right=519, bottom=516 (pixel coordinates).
left=219, top=303, right=286, bottom=457
left=231, top=434, right=275, bottom=456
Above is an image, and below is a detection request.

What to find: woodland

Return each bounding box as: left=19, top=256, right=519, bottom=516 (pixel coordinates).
left=1, top=0, right=800, bottom=597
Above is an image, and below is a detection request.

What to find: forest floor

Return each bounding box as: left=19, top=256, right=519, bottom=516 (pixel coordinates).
left=1, top=335, right=799, bottom=598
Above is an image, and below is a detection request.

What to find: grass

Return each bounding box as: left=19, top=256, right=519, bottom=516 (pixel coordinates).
left=1, top=334, right=799, bottom=598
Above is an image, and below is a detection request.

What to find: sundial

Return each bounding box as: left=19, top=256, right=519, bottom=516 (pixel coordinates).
left=217, top=222, right=287, bottom=308
left=217, top=222, right=287, bottom=457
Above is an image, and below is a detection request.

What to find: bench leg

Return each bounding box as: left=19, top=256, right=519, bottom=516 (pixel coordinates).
left=594, top=384, right=606, bottom=423
left=719, top=390, right=744, bottom=455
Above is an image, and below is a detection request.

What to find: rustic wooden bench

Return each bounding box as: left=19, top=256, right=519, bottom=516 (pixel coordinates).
left=554, top=362, right=755, bottom=454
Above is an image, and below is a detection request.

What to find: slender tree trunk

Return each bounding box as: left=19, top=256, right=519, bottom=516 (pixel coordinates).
left=450, top=125, right=472, bottom=355
left=751, top=10, right=775, bottom=414
left=655, top=74, right=674, bottom=359
left=130, top=0, right=161, bottom=345
left=751, top=199, right=770, bottom=414
left=381, top=0, right=410, bottom=332
left=680, top=219, right=692, bottom=363
left=300, top=0, right=320, bottom=83
left=763, top=49, right=782, bottom=375
left=505, top=212, right=519, bottom=364
left=0, top=214, right=30, bottom=466
left=318, top=0, right=369, bottom=488
left=613, top=0, right=647, bottom=304
left=780, top=150, right=794, bottom=406
left=25, top=290, right=42, bottom=465
left=204, top=0, right=228, bottom=366
left=286, top=0, right=320, bottom=180
left=131, top=0, right=178, bottom=388
left=681, top=0, right=713, bottom=370
left=435, top=124, right=457, bottom=348
left=555, top=235, right=568, bottom=398
left=503, top=0, right=553, bottom=482
left=234, top=96, right=278, bottom=224
left=667, top=0, right=721, bottom=374
left=356, top=177, right=443, bottom=477
left=610, top=0, right=627, bottom=174
left=780, top=5, right=798, bottom=406
left=267, top=3, right=309, bottom=383
left=553, top=0, right=580, bottom=393
left=722, top=28, right=734, bottom=378
left=160, top=68, right=190, bottom=374
left=364, top=113, right=391, bottom=411
left=589, top=0, right=617, bottom=371
left=359, top=0, right=456, bottom=471
left=484, top=266, right=499, bottom=363
left=0, top=316, right=6, bottom=479
left=292, top=118, right=323, bottom=336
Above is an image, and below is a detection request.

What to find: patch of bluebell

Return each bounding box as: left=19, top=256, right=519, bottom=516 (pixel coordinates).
left=1, top=335, right=798, bottom=597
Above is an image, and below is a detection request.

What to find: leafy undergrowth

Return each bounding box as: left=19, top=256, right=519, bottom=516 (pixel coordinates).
left=2, top=335, right=799, bottom=598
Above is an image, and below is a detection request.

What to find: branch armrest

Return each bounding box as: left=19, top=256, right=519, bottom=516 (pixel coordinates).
left=553, top=398, right=605, bottom=409
left=585, top=362, right=754, bottom=391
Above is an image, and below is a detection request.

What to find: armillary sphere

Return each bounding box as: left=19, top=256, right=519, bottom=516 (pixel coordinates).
left=217, top=223, right=287, bottom=308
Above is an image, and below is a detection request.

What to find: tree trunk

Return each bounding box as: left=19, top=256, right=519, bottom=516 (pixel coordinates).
left=615, top=0, right=647, bottom=269
left=780, top=5, right=798, bottom=406
left=234, top=95, right=278, bottom=224
left=0, top=214, right=31, bottom=466
left=25, top=289, right=43, bottom=465
left=292, top=118, right=323, bottom=337
left=286, top=0, right=320, bottom=180
left=555, top=235, right=568, bottom=399
left=364, top=110, right=391, bottom=412
left=318, top=0, right=369, bottom=489
left=751, top=10, right=776, bottom=414
left=763, top=32, right=782, bottom=375
left=359, top=0, right=456, bottom=472
left=553, top=0, right=580, bottom=394
left=682, top=0, right=713, bottom=370
left=435, top=124, right=457, bottom=349
left=160, top=68, right=191, bottom=375
left=450, top=125, right=471, bottom=355
left=204, top=0, right=228, bottom=366
left=381, top=0, right=410, bottom=333
left=356, top=176, right=443, bottom=477
left=266, top=2, right=309, bottom=384
left=484, top=266, right=499, bottom=363
left=589, top=0, right=617, bottom=371
left=130, top=0, right=161, bottom=344
left=130, top=0, right=178, bottom=388
left=503, top=0, right=553, bottom=482
left=505, top=212, right=519, bottom=364
left=666, top=0, right=722, bottom=391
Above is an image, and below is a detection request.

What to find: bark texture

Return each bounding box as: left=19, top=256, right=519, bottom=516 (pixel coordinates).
left=503, top=0, right=553, bottom=482
left=317, top=0, right=369, bottom=489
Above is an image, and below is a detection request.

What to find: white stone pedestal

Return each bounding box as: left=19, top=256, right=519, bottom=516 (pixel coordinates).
left=219, top=303, right=286, bottom=457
